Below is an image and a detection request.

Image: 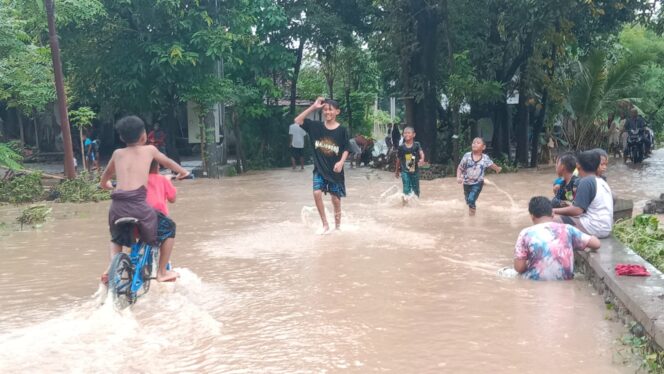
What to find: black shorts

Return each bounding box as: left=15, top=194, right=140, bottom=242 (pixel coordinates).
left=111, top=211, right=176, bottom=247
left=156, top=212, right=176, bottom=242
left=290, top=147, right=304, bottom=159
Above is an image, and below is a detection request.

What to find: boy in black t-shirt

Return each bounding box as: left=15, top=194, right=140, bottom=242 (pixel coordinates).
left=395, top=127, right=425, bottom=198
left=294, top=97, right=350, bottom=234
left=551, top=152, right=578, bottom=208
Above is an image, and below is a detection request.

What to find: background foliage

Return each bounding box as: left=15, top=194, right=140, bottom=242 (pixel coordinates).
left=2, top=0, right=664, bottom=169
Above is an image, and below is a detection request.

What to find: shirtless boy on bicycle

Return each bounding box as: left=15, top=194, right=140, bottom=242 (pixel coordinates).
left=100, top=116, right=189, bottom=283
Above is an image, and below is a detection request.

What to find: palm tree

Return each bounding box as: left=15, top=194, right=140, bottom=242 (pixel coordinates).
left=563, top=49, right=652, bottom=150
left=0, top=143, right=22, bottom=171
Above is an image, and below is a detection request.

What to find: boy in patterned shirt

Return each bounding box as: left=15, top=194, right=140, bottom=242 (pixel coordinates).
left=514, top=196, right=600, bottom=280
left=456, top=137, right=502, bottom=215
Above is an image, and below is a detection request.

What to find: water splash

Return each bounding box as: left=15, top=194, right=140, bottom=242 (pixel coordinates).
left=301, top=205, right=322, bottom=228
left=484, top=178, right=518, bottom=210
left=0, top=268, right=224, bottom=372
left=379, top=185, right=400, bottom=200
left=497, top=267, right=520, bottom=279
left=378, top=185, right=420, bottom=207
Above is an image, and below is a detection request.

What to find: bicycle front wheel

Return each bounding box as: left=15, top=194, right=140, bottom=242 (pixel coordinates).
left=108, top=252, right=135, bottom=308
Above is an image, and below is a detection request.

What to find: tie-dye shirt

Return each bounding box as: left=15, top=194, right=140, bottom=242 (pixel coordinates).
left=514, top=222, right=591, bottom=280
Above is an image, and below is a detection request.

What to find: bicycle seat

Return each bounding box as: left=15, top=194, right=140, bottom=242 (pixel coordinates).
left=114, top=217, right=139, bottom=225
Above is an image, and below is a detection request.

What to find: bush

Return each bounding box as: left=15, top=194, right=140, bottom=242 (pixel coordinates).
left=52, top=173, right=111, bottom=203
left=17, top=205, right=51, bottom=229
left=0, top=172, right=43, bottom=203
left=6, top=140, right=23, bottom=154
left=614, top=215, right=664, bottom=273
left=0, top=142, right=23, bottom=170
left=492, top=155, right=519, bottom=173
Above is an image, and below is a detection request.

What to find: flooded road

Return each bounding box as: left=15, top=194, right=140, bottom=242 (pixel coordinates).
left=1, top=150, right=662, bottom=373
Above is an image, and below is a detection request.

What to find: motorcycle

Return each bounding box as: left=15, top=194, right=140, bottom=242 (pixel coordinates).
left=644, top=126, right=655, bottom=156
left=625, top=127, right=645, bottom=164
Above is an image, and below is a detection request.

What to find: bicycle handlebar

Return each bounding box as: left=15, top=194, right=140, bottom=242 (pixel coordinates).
left=108, top=173, right=193, bottom=188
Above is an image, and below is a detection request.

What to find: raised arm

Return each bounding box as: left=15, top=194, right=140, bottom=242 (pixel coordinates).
left=294, top=97, right=324, bottom=125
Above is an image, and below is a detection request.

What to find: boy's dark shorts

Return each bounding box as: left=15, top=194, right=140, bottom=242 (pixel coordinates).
left=111, top=211, right=176, bottom=247
left=290, top=147, right=304, bottom=159
left=313, top=170, right=346, bottom=198
left=156, top=212, right=176, bottom=242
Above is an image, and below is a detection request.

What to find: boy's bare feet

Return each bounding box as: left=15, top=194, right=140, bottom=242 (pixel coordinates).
left=316, top=224, right=332, bottom=235
left=469, top=207, right=476, bottom=216
left=157, top=269, right=180, bottom=282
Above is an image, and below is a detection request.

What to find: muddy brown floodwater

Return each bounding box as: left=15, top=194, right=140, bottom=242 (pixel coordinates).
left=1, top=150, right=663, bottom=373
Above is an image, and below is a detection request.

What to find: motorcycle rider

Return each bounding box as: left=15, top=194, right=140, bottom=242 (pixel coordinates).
left=624, top=108, right=648, bottom=156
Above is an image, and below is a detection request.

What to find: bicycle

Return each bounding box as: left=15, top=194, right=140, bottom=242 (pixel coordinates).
left=107, top=216, right=169, bottom=308
left=107, top=174, right=192, bottom=308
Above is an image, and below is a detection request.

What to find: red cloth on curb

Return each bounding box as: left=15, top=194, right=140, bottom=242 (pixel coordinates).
left=615, top=264, right=650, bottom=276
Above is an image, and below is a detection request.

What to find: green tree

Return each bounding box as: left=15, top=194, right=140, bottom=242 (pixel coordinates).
left=563, top=49, right=652, bottom=149
left=69, top=106, right=96, bottom=170
left=182, top=77, right=233, bottom=176
left=558, top=23, right=664, bottom=151
left=618, top=25, right=664, bottom=133
left=0, top=3, right=55, bottom=147
left=372, top=0, right=444, bottom=160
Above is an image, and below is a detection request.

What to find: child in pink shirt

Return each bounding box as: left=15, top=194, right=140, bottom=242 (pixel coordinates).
left=146, top=160, right=179, bottom=281
left=146, top=160, right=177, bottom=215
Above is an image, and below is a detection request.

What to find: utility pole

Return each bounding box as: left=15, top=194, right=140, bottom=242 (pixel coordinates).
left=44, top=0, right=76, bottom=179
left=214, top=0, right=227, bottom=165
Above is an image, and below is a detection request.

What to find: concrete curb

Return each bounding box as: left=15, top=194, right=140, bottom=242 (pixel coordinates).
left=575, top=236, right=664, bottom=349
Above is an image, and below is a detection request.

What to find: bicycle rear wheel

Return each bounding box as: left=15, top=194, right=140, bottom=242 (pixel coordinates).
left=139, top=249, right=153, bottom=295
left=108, top=252, right=135, bottom=308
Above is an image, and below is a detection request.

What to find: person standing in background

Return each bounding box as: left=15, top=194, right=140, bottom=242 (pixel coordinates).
left=289, top=122, right=307, bottom=170
left=148, top=122, right=167, bottom=155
